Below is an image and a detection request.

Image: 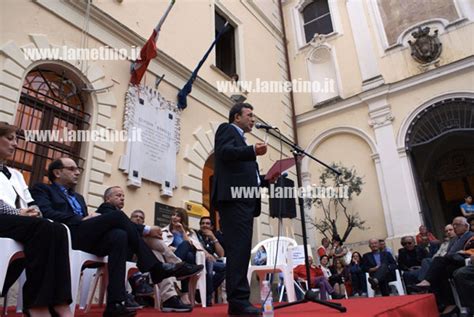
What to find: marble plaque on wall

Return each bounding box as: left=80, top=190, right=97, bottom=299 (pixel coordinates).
left=120, top=85, right=181, bottom=196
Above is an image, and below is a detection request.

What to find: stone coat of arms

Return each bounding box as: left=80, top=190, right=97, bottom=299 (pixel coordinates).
left=408, top=27, right=442, bottom=64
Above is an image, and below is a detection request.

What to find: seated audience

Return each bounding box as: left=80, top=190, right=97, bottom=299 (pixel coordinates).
left=98, top=188, right=195, bottom=312
left=397, top=236, right=427, bottom=287
left=196, top=216, right=226, bottom=306
left=460, top=195, right=474, bottom=218
left=0, top=122, right=72, bottom=317
left=378, top=239, right=393, bottom=255
left=330, top=258, right=350, bottom=297
left=319, top=255, right=344, bottom=298
left=349, top=252, right=367, bottom=296
left=31, top=158, right=201, bottom=317
left=416, top=217, right=474, bottom=316
left=162, top=208, right=205, bottom=304
left=362, top=238, right=397, bottom=296
left=416, top=225, right=438, bottom=245
left=417, top=235, right=440, bottom=258
left=293, top=256, right=344, bottom=300
left=416, top=224, right=456, bottom=283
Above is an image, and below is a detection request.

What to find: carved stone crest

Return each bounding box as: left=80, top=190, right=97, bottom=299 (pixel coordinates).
left=408, top=27, right=442, bottom=64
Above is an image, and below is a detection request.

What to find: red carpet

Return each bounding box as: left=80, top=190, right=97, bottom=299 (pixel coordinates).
left=4, top=294, right=438, bottom=317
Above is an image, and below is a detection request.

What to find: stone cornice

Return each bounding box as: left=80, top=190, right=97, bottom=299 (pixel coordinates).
left=296, top=55, right=474, bottom=124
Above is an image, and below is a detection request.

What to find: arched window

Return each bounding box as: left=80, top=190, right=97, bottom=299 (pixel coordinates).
left=302, top=0, right=333, bottom=42
left=9, top=68, right=90, bottom=185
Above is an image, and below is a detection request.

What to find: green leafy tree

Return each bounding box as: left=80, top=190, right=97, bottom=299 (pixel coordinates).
left=306, top=162, right=368, bottom=242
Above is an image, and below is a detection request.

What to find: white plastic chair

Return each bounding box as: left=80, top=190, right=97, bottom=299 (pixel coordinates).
left=62, top=225, right=108, bottom=314
left=188, top=251, right=207, bottom=307
left=247, top=237, right=298, bottom=303
left=278, top=244, right=316, bottom=302
left=0, top=238, right=24, bottom=316
left=82, top=261, right=162, bottom=312
left=366, top=269, right=405, bottom=297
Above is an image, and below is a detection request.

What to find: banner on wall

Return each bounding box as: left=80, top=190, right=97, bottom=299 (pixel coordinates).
left=120, top=85, right=181, bottom=196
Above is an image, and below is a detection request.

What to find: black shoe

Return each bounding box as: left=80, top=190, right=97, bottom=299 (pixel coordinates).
left=228, top=305, right=262, bottom=316
left=125, top=293, right=144, bottom=311
left=368, top=277, right=379, bottom=290
left=406, top=285, right=429, bottom=294
left=153, top=262, right=204, bottom=283
left=103, top=302, right=137, bottom=317
left=134, top=281, right=154, bottom=297
left=162, top=295, right=193, bottom=312
left=439, top=306, right=460, bottom=317
left=330, top=293, right=345, bottom=299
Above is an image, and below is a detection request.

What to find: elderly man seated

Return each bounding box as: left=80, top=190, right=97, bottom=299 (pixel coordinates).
left=397, top=236, right=429, bottom=287
left=416, top=217, right=474, bottom=316
left=361, top=238, right=397, bottom=296
left=98, top=187, right=200, bottom=312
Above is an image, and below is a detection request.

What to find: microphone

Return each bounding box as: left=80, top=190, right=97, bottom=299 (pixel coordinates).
left=255, top=122, right=277, bottom=130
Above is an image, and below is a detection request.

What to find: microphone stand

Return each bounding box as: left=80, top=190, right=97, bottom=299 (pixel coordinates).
left=263, top=127, right=347, bottom=313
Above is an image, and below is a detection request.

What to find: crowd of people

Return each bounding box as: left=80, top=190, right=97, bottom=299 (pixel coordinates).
left=0, top=122, right=227, bottom=317
left=285, top=217, right=474, bottom=317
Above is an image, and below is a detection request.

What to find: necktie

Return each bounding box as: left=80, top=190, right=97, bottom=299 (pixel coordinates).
left=61, top=187, right=83, bottom=216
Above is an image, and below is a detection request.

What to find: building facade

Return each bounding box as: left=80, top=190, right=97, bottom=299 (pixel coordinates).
left=283, top=0, right=474, bottom=250
left=1, top=0, right=473, bottom=255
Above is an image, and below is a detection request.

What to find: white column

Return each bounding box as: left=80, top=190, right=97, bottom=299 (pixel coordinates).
left=372, top=153, right=394, bottom=237
left=398, top=148, right=423, bottom=224
left=367, top=97, right=421, bottom=238
left=346, top=0, right=384, bottom=90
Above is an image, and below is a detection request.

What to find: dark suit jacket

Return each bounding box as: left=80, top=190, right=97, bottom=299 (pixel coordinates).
left=397, top=247, right=427, bottom=271
left=361, top=251, right=397, bottom=273
left=96, top=202, right=145, bottom=235
left=211, top=123, right=266, bottom=217
left=30, top=183, right=87, bottom=226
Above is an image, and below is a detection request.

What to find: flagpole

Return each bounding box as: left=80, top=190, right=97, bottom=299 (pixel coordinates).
left=130, top=0, right=176, bottom=85
left=177, top=21, right=230, bottom=109
left=154, top=0, right=176, bottom=35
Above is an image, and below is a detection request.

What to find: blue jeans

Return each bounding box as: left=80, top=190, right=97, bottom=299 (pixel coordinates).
left=174, top=240, right=196, bottom=292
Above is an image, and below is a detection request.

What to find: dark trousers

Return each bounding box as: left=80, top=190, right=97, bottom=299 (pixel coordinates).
left=453, top=265, right=474, bottom=310
left=174, top=240, right=196, bottom=292
left=70, top=211, right=162, bottom=303
left=0, top=215, right=71, bottom=309
left=350, top=271, right=367, bottom=294
left=425, top=256, right=466, bottom=307
left=219, top=200, right=255, bottom=308
left=370, top=263, right=394, bottom=296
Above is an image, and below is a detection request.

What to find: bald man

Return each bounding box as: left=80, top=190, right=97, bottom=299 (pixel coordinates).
left=361, top=238, right=397, bottom=296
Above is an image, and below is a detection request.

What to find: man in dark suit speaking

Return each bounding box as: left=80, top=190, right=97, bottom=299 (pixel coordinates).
left=212, top=103, right=273, bottom=316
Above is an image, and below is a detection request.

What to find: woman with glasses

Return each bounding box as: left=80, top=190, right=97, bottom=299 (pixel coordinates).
left=0, top=122, right=72, bottom=317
